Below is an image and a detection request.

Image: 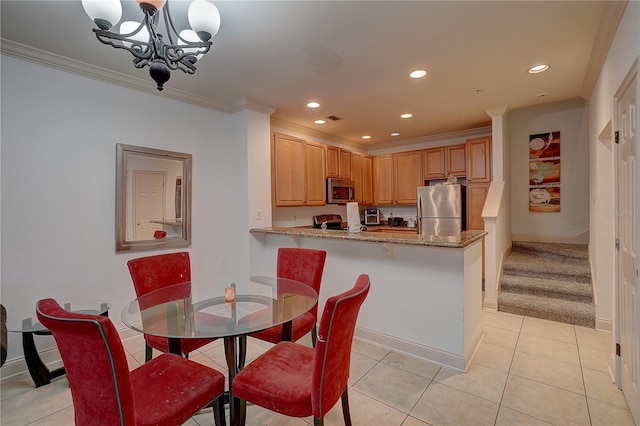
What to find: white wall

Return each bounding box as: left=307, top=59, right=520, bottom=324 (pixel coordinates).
left=510, top=98, right=590, bottom=242
left=0, top=55, right=270, bottom=366
left=588, top=1, right=639, bottom=331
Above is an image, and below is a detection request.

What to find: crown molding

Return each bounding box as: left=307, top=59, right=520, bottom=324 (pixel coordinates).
left=582, top=0, right=628, bottom=99
left=366, top=126, right=493, bottom=151
left=270, top=117, right=369, bottom=151
left=229, top=97, right=277, bottom=115
left=0, top=38, right=232, bottom=113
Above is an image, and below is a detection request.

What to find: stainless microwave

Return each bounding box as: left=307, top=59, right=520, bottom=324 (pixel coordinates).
left=327, top=178, right=355, bottom=204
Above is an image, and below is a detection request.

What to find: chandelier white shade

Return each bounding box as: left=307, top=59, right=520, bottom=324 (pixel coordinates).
left=81, top=0, right=221, bottom=91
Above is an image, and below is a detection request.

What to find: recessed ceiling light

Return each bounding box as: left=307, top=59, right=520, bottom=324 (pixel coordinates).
left=409, top=69, right=427, bottom=79
left=361, top=135, right=371, bottom=140
left=314, top=119, right=326, bottom=124
left=307, top=101, right=320, bottom=108
left=390, top=132, right=400, bottom=137
left=528, top=64, right=549, bottom=74
left=401, top=113, right=413, bottom=119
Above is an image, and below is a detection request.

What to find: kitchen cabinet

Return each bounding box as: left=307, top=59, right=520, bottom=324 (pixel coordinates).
left=325, top=145, right=351, bottom=179
left=423, top=144, right=466, bottom=180
left=467, top=183, right=490, bottom=230
left=373, top=154, right=393, bottom=205
left=352, top=152, right=373, bottom=205
left=374, top=151, right=422, bottom=205
left=394, top=150, right=423, bottom=204
left=272, top=133, right=326, bottom=207
left=466, top=137, right=491, bottom=183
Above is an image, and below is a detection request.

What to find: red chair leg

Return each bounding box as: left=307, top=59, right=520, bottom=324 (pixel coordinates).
left=341, top=388, right=352, bottom=426
left=145, top=343, right=153, bottom=362
left=238, top=398, right=247, bottom=426
left=213, top=395, right=226, bottom=426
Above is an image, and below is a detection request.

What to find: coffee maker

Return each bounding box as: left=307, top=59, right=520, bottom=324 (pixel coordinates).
left=364, top=209, right=381, bottom=225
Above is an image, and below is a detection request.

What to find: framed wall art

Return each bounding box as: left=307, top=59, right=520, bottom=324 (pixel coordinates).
left=529, top=131, right=560, bottom=212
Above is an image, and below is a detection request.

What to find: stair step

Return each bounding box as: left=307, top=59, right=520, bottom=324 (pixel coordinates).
left=500, top=275, right=593, bottom=303
left=503, top=251, right=590, bottom=283
left=498, top=292, right=595, bottom=328
left=512, top=241, right=588, bottom=262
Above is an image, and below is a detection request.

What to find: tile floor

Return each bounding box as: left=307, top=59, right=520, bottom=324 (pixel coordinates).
left=1, top=310, right=636, bottom=425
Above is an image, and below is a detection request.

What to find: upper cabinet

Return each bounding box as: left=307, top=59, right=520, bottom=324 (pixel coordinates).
left=373, top=154, right=393, bottom=205
left=466, top=137, right=491, bottom=183
left=423, top=144, right=466, bottom=180
left=394, top=150, right=423, bottom=204
left=374, top=151, right=422, bottom=205
left=326, top=145, right=351, bottom=179
left=352, top=152, right=374, bottom=205
left=272, top=133, right=326, bottom=207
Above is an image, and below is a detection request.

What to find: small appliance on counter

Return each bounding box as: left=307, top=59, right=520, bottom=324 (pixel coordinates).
left=312, top=214, right=344, bottom=229
left=388, top=217, right=405, bottom=227
left=364, top=209, right=381, bottom=225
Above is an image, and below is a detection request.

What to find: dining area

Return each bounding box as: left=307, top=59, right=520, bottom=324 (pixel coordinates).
left=21, top=249, right=370, bottom=426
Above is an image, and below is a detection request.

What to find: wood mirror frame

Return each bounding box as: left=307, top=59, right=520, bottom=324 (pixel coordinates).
left=116, top=143, right=192, bottom=252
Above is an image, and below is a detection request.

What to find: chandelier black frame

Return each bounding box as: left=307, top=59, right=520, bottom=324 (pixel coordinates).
left=88, top=1, right=214, bottom=91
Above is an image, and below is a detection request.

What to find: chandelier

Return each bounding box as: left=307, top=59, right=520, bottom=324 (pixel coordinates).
left=81, top=0, right=221, bottom=91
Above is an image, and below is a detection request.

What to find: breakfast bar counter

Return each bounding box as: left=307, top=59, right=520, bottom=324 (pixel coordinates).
left=250, top=226, right=486, bottom=249
left=249, top=226, right=486, bottom=372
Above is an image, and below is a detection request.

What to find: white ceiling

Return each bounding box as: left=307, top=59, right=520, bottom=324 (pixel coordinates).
left=0, top=1, right=621, bottom=149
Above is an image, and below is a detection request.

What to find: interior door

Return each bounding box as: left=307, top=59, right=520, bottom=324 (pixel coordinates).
left=616, top=62, right=639, bottom=424
left=133, top=171, right=165, bottom=240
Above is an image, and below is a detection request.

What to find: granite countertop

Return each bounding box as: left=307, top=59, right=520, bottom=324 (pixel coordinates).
left=250, top=226, right=487, bottom=249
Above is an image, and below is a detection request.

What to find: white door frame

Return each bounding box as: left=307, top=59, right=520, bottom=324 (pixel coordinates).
left=614, top=56, right=639, bottom=424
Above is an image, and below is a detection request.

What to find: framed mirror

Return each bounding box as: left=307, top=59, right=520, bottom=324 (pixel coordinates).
left=116, top=143, right=192, bottom=252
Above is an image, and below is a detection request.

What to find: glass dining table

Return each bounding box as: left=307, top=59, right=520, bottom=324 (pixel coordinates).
left=121, top=275, right=318, bottom=425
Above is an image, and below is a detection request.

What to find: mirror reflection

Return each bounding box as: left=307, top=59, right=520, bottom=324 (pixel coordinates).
left=116, top=144, right=192, bottom=252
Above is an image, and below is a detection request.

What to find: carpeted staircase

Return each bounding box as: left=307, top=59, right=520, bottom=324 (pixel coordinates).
left=498, top=241, right=595, bottom=328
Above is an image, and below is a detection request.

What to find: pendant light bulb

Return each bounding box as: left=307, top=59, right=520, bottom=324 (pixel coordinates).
left=82, top=0, right=122, bottom=30
left=188, top=0, right=221, bottom=41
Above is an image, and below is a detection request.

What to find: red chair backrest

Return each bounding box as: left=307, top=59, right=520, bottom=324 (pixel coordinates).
left=277, top=248, right=326, bottom=319
left=311, top=274, right=370, bottom=419
left=36, top=298, right=134, bottom=425
left=127, top=252, right=191, bottom=297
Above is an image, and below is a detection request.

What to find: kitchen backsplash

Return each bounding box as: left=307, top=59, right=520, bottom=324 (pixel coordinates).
left=272, top=205, right=418, bottom=227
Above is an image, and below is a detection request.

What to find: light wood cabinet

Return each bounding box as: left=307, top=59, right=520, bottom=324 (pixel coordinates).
left=423, top=147, right=446, bottom=179
left=374, top=154, right=393, bottom=205
left=467, top=183, right=490, bottom=230
left=466, top=137, right=491, bottom=183
left=272, top=133, right=326, bottom=207
left=447, top=144, right=467, bottom=177
left=393, top=150, right=423, bottom=204
left=374, top=151, right=422, bottom=205
left=325, top=145, right=351, bottom=179
left=352, top=152, right=373, bottom=205
left=423, top=144, right=466, bottom=180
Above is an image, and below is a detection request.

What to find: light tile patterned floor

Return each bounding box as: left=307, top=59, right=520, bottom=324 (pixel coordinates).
left=1, top=310, right=636, bottom=425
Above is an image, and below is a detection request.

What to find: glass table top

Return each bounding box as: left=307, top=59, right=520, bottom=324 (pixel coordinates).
left=9, top=300, right=111, bottom=333
left=121, top=276, right=318, bottom=339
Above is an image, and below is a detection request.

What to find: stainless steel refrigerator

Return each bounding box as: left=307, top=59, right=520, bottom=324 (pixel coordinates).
left=417, top=184, right=466, bottom=237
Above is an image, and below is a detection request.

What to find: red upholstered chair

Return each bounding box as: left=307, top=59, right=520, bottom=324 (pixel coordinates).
left=232, top=274, right=370, bottom=426
left=127, top=252, right=215, bottom=361
left=36, top=298, right=226, bottom=426
left=238, top=248, right=326, bottom=369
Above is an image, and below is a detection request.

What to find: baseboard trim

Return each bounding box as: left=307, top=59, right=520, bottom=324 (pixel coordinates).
left=354, top=326, right=466, bottom=372
left=512, top=231, right=589, bottom=244
left=595, top=317, right=613, bottom=332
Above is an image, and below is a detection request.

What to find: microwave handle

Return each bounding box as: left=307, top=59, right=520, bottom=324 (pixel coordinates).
left=349, top=187, right=354, bottom=200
